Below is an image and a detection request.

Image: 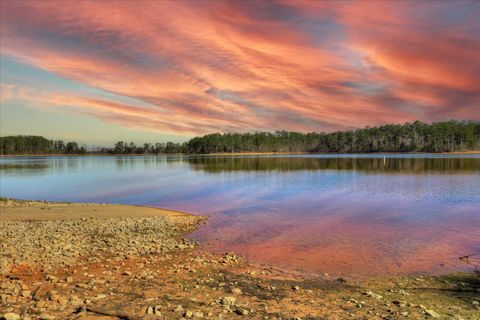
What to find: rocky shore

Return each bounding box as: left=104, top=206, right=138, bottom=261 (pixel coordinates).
left=1, top=198, right=479, bottom=320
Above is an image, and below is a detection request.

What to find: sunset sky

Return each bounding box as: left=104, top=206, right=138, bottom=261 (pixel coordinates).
left=1, top=0, right=479, bottom=145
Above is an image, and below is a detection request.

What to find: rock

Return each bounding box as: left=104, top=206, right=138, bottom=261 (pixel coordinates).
left=2, top=313, right=20, bottom=320
left=65, top=276, right=74, bottom=283
left=235, top=308, right=249, bottom=315
left=45, top=275, right=58, bottom=283
left=425, top=309, right=440, bottom=318
left=364, top=290, right=383, bottom=300
left=58, top=297, right=68, bottom=306
left=392, top=300, right=406, bottom=307
left=398, top=289, right=409, bottom=296
left=39, top=314, right=56, bottom=320
left=174, top=305, right=184, bottom=313
left=21, top=290, right=31, bottom=298
left=184, top=310, right=194, bottom=318
left=292, top=285, right=300, bottom=291
left=146, top=305, right=154, bottom=314
left=231, top=287, right=242, bottom=294
left=94, top=294, right=107, bottom=300
left=70, top=296, right=83, bottom=306
left=146, top=304, right=162, bottom=316
left=220, top=296, right=236, bottom=306
left=194, top=311, right=204, bottom=318
left=0, top=259, right=12, bottom=275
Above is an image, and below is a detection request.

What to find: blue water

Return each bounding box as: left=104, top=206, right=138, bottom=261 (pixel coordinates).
left=1, top=154, right=479, bottom=277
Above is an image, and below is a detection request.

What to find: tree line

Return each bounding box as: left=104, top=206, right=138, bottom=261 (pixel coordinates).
left=0, top=135, right=86, bottom=155
left=186, top=120, right=480, bottom=153
left=108, top=141, right=185, bottom=154
left=1, top=120, right=479, bottom=155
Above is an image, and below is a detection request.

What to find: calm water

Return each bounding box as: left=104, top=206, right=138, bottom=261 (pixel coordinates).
left=1, top=154, right=479, bottom=277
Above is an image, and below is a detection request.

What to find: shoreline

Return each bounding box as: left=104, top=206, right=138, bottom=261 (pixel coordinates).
left=1, top=198, right=479, bottom=319
left=1, top=150, right=479, bottom=157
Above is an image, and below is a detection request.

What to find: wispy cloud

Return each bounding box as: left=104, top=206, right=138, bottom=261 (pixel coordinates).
left=1, top=0, right=478, bottom=137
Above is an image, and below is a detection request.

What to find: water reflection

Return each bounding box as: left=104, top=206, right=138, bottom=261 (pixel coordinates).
left=188, top=156, right=480, bottom=174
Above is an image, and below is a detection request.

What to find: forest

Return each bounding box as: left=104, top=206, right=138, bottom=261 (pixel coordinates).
left=0, top=135, right=86, bottom=155
left=1, top=120, right=479, bottom=155
left=186, top=120, right=480, bottom=153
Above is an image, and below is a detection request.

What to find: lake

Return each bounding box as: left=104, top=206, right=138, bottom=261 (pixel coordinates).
left=1, top=154, right=479, bottom=277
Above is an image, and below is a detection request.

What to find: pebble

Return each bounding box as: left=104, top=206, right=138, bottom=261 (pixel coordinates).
left=2, top=313, right=20, bottom=320
left=391, top=300, right=406, bottom=307
left=231, top=287, right=242, bottom=294
left=235, top=308, right=249, bottom=315
left=425, top=309, right=440, bottom=318
left=174, top=305, right=184, bottom=313
left=364, top=290, right=383, bottom=300
left=0, top=213, right=202, bottom=273
left=220, top=296, right=236, bottom=306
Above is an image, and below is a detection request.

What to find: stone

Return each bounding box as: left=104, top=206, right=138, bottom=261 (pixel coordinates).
left=364, top=290, right=383, bottom=300
left=70, top=296, right=83, bottom=307
left=184, top=310, right=194, bottom=318
left=174, top=305, right=184, bottom=313
left=392, top=300, right=406, bottom=307
left=58, top=297, right=68, bottom=306
left=231, top=287, right=242, bottom=294
left=0, top=259, right=12, bottom=275
left=425, top=309, right=440, bottom=318
left=45, top=275, right=58, bottom=283
left=220, top=296, right=236, bottom=306
left=146, top=306, right=154, bottom=315
left=194, top=311, right=204, bottom=318
left=235, top=308, right=249, bottom=315
left=21, top=290, right=31, bottom=298
left=2, top=313, right=20, bottom=320
left=94, top=294, right=107, bottom=300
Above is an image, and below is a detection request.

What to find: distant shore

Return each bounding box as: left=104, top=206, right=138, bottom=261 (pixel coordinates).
left=1, top=150, right=479, bottom=157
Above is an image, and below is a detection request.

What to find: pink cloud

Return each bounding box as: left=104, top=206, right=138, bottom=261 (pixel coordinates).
left=1, top=1, right=478, bottom=136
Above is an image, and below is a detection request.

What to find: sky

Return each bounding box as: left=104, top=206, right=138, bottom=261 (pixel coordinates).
left=1, top=0, right=479, bottom=145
